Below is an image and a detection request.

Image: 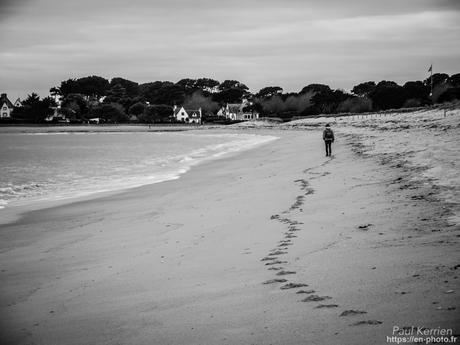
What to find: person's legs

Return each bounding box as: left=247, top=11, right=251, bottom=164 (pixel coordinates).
left=328, top=141, right=332, bottom=156
left=324, top=141, right=329, bottom=156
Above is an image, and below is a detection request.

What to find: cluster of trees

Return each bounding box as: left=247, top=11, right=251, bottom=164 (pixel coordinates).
left=13, top=77, right=249, bottom=123
left=255, top=73, right=460, bottom=120
left=10, top=72, right=460, bottom=123
left=12, top=93, right=57, bottom=123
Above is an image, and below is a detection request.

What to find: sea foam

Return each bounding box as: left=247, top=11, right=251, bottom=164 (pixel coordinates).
left=0, top=132, right=278, bottom=209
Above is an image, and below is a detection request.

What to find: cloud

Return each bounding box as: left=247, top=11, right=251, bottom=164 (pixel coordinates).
left=0, top=0, right=459, bottom=98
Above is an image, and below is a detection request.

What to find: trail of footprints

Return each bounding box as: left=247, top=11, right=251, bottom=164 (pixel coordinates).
left=261, top=171, right=382, bottom=327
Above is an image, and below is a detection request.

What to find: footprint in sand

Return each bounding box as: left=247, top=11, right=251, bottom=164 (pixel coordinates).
left=269, top=251, right=288, bottom=256
left=304, top=188, right=314, bottom=196
left=289, top=196, right=305, bottom=210
left=351, top=320, right=383, bottom=326
left=265, top=260, right=288, bottom=266
left=357, top=223, right=373, bottom=230
left=315, top=304, right=339, bottom=309
left=263, top=279, right=288, bottom=284
left=285, top=234, right=297, bottom=239
left=340, top=310, right=367, bottom=317
left=268, top=267, right=283, bottom=271
left=279, top=240, right=293, bottom=244
left=276, top=270, right=296, bottom=276
left=301, top=295, right=332, bottom=302
left=261, top=257, right=277, bottom=261
left=296, top=289, right=315, bottom=294
left=280, top=283, right=308, bottom=290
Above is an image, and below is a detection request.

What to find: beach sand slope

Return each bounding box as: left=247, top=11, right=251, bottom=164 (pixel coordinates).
left=0, top=128, right=458, bottom=345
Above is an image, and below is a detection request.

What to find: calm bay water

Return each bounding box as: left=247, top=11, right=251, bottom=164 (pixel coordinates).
left=0, top=131, right=277, bottom=209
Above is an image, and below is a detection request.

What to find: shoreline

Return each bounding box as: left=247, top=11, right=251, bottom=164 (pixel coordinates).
left=0, top=124, right=220, bottom=134
left=0, top=129, right=279, bottom=223
left=1, top=128, right=458, bottom=344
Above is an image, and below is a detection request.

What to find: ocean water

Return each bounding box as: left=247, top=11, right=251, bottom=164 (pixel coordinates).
left=0, top=131, right=278, bottom=209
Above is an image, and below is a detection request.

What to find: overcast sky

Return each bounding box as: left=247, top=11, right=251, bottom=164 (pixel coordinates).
left=1, top=0, right=459, bottom=99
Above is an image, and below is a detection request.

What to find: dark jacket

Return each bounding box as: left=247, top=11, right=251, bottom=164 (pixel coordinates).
left=323, top=128, right=334, bottom=142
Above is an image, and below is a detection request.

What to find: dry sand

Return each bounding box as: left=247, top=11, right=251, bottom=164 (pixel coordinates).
left=0, top=128, right=458, bottom=345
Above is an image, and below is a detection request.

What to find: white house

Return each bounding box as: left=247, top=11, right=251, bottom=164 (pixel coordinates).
left=1, top=93, right=15, bottom=118
left=217, top=99, right=259, bottom=121
left=88, top=118, right=100, bottom=124
left=173, top=106, right=202, bottom=124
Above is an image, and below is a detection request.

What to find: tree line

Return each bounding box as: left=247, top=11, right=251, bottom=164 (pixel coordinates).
left=10, top=72, right=460, bottom=123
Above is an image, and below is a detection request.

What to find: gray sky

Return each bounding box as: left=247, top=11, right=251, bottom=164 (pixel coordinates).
left=1, top=0, right=459, bottom=99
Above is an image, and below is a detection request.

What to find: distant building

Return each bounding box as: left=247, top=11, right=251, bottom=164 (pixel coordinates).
left=0, top=93, right=15, bottom=118
left=88, top=118, right=100, bottom=124
left=217, top=99, right=259, bottom=121
left=173, top=106, right=202, bottom=124
left=45, top=107, right=71, bottom=123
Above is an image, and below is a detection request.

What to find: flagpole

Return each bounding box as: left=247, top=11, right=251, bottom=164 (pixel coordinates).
left=430, top=63, right=433, bottom=98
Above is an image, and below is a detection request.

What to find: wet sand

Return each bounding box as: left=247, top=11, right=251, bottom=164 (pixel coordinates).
left=0, top=129, right=458, bottom=345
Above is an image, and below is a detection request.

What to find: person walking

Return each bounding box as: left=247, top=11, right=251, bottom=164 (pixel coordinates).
left=322, top=123, right=334, bottom=157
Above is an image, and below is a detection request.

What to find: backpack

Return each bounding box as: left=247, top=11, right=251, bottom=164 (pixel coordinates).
left=324, top=128, right=334, bottom=140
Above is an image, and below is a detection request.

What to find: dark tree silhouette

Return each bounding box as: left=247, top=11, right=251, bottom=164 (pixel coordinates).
left=351, top=81, right=376, bottom=97
left=58, top=76, right=109, bottom=98
left=403, top=81, right=430, bottom=105
left=438, top=87, right=460, bottom=103
left=110, top=77, right=140, bottom=97
left=195, top=78, right=220, bottom=94
left=212, top=88, right=245, bottom=104
left=140, top=82, right=185, bottom=105
left=448, top=73, right=460, bottom=87
left=139, top=105, right=172, bottom=123
left=256, top=86, right=283, bottom=99
left=369, top=81, right=407, bottom=110
left=13, top=93, right=56, bottom=123
left=311, top=88, right=349, bottom=114
left=77, top=76, right=110, bottom=98
left=61, top=93, right=89, bottom=120
left=218, top=80, right=249, bottom=92
left=176, top=78, right=197, bottom=92
left=300, top=84, right=331, bottom=95
left=424, top=73, right=449, bottom=88
left=128, top=102, right=147, bottom=116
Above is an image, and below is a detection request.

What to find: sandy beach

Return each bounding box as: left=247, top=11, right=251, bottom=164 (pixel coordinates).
left=1, top=122, right=459, bottom=344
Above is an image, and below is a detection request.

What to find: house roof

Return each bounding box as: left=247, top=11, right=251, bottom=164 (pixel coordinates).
left=173, top=106, right=185, bottom=116
left=188, top=110, right=200, bottom=118
left=174, top=107, right=201, bottom=117
left=0, top=94, right=14, bottom=108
